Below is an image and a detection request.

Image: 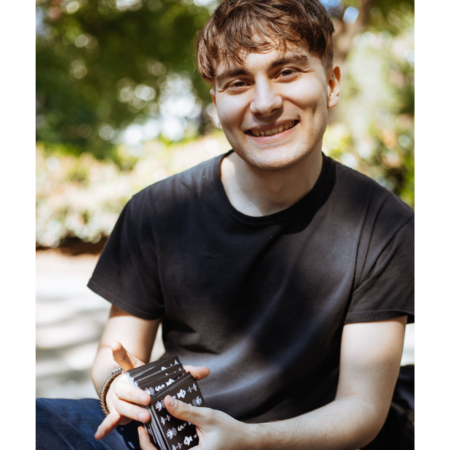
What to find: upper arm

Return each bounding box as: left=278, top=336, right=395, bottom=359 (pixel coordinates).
left=99, top=304, right=161, bottom=363
left=335, top=316, right=407, bottom=430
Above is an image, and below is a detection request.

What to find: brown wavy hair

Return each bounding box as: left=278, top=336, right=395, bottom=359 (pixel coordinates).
left=196, top=0, right=335, bottom=84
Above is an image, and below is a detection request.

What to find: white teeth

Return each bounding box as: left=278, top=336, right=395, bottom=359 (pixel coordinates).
left=250, top=121, right=295, bottom=137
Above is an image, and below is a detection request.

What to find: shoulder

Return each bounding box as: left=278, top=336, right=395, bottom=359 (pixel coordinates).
left=125, top=152, right=226, bottom=225
left=136, top=153, right=222, bottom=199
left=329, top=156, right=414, bottom=237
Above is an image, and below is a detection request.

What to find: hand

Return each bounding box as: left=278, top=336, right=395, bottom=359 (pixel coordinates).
left=95, top=341, right=211, bottom=441
left=95, top=341, right=148, bottom=440
left=138, top=395, right=255, bottom=450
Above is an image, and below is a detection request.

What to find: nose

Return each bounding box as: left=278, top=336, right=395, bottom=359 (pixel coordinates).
left=249, top=79, right=282, bottom=117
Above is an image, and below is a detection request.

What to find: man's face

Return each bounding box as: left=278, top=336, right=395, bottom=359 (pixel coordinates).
left=211, top=43, right=340, bottom=171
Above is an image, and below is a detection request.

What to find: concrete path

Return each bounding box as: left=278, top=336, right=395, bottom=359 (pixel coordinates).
left=36, top=251, right=414, bottom=399
left=36, top=251, right=166, bottom=399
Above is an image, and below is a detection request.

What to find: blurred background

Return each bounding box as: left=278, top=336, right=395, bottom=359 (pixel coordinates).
left=36, top=0, right=414, bottom=399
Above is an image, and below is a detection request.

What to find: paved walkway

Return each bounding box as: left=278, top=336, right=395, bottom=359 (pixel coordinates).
left=36, top=251, right=166, bottom=399
left=36, top=251, right=414, bottom=399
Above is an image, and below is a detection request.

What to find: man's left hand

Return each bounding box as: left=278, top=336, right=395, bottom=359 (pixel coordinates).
left=138, top=395, right=255, bottom=450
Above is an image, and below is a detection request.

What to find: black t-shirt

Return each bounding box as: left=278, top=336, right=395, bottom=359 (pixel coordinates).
left=88, top=151, right=414, bottom=423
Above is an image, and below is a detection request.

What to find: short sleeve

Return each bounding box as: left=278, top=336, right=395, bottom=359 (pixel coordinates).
left=87, top=194, right=164, bottom=320
left=345, top=214, right=414, bottom=324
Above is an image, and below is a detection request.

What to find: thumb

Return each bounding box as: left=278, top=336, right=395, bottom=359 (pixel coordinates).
left=164, top=395, right=210, bottom=427
left=111, top=340, right=145, bottom=371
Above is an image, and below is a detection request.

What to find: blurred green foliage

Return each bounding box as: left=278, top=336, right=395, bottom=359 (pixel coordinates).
left=37, top=0, right=212, bottom=158
left=326, top=9, right=414, bottom=207
left=37, top=0, right=414, bottom=156
left=36, top=132, right=230, bottom=247
left=36, top=0, right=414, bottom=246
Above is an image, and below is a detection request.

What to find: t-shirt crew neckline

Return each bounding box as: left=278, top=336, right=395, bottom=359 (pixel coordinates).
left=213, top=150, right=332, bottom=226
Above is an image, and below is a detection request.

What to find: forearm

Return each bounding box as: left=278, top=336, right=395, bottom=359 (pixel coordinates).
left=246, top=397, right=384, bottom=450
left=90, top=305, right=161, bottom=394
left=91, top=344, right=122, bottom=395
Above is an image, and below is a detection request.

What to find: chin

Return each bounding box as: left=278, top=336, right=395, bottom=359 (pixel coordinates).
left=236, top=146, right=312, bottom=172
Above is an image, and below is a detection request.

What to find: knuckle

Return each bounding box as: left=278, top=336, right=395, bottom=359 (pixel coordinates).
left=204, top=408, right=215, bottom=425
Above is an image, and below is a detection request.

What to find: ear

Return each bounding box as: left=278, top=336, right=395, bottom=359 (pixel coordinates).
left=327, top=64, right=340, bottom=109
left=210, top=88, right=216, bottom=106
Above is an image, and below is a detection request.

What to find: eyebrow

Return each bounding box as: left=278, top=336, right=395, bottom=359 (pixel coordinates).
left=269, top=53, right=310, bottom=70
left=216, top=52, right=310, bottom=86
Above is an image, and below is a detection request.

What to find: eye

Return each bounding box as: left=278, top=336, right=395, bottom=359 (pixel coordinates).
left=228, top=80, right=249, bottom=90
left=278, top=68, right=299, bottom=79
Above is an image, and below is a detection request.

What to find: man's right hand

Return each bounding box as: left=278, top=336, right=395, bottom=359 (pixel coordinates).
left=94, top=340, right=210, bottom=440
left=94, top=340, right=149, bottom=440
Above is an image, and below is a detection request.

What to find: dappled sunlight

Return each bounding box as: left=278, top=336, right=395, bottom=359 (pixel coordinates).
left=36, top=252, right=166, bottom=398
left=36, top=132, right=230, bottom=247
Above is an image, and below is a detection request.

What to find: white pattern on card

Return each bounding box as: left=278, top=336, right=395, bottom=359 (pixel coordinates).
left=177, top=389, right=186, bottom=399
left=161, top=414, right=171, bottom=425
left=184, top=436, right=193, bottom=446
left=167, top=428, right=178, bottom=439
left=155, top=400, right=165, bottom=411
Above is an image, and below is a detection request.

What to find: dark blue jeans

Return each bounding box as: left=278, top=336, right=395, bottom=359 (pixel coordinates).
left=36, top=398, right=143, bottom=450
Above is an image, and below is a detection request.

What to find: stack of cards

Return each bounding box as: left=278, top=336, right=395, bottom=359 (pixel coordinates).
left=127, top=355, right=206, bottom=450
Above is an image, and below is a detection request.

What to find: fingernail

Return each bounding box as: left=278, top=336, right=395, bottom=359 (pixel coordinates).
left=167, top=395, right=177, bottom=407
left=141, top=394, right=150, bottom=404
left=94, top=430, right=102, bottom=440
left=138, top=427, right=143, bottom=437
left=139, top=411, right=148, bottom=422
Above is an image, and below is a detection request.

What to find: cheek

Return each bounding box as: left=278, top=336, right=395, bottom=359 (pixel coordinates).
left=216, top=97, right=245, bottom=130
left=288, top=80, right=327, bottom=111
left=216, top=96, right=248, bottom=129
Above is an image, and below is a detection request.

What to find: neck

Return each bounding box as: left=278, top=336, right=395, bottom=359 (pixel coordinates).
left=220, top=149, right=323, bottom=217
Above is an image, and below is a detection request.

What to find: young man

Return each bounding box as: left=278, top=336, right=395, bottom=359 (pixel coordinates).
left=36, top=1, right=413, bottom=449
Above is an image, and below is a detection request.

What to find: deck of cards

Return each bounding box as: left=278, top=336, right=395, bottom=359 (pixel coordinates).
left=127, top=355, right=206, bottom=450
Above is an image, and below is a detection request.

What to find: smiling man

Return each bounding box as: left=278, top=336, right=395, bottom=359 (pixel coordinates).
left=36, top=1, right=414, bottom=449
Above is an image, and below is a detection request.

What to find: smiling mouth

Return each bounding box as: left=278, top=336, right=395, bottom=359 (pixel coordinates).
left=246, top=120, right=299, bottom=137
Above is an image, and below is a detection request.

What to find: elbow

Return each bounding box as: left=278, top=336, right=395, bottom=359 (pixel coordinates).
left=353, top=402, right=389, bottom=449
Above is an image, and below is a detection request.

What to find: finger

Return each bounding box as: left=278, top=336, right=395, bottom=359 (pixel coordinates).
left=114, top=380, right=151, bottom=406
left=183, top=365, right=210, bottom=381
left=111, top=341, right=145, bottom=371
left=138, top=426, right=158, bottom=450
left=114, top=398, right=151, bottom=423
left=164, top=395, right=210, bottom=426
left=95, top=410, right=121, bottom=440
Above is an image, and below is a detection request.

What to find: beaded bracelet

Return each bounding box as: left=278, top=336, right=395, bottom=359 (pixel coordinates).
left=99, top=368, right=124, bottom=416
